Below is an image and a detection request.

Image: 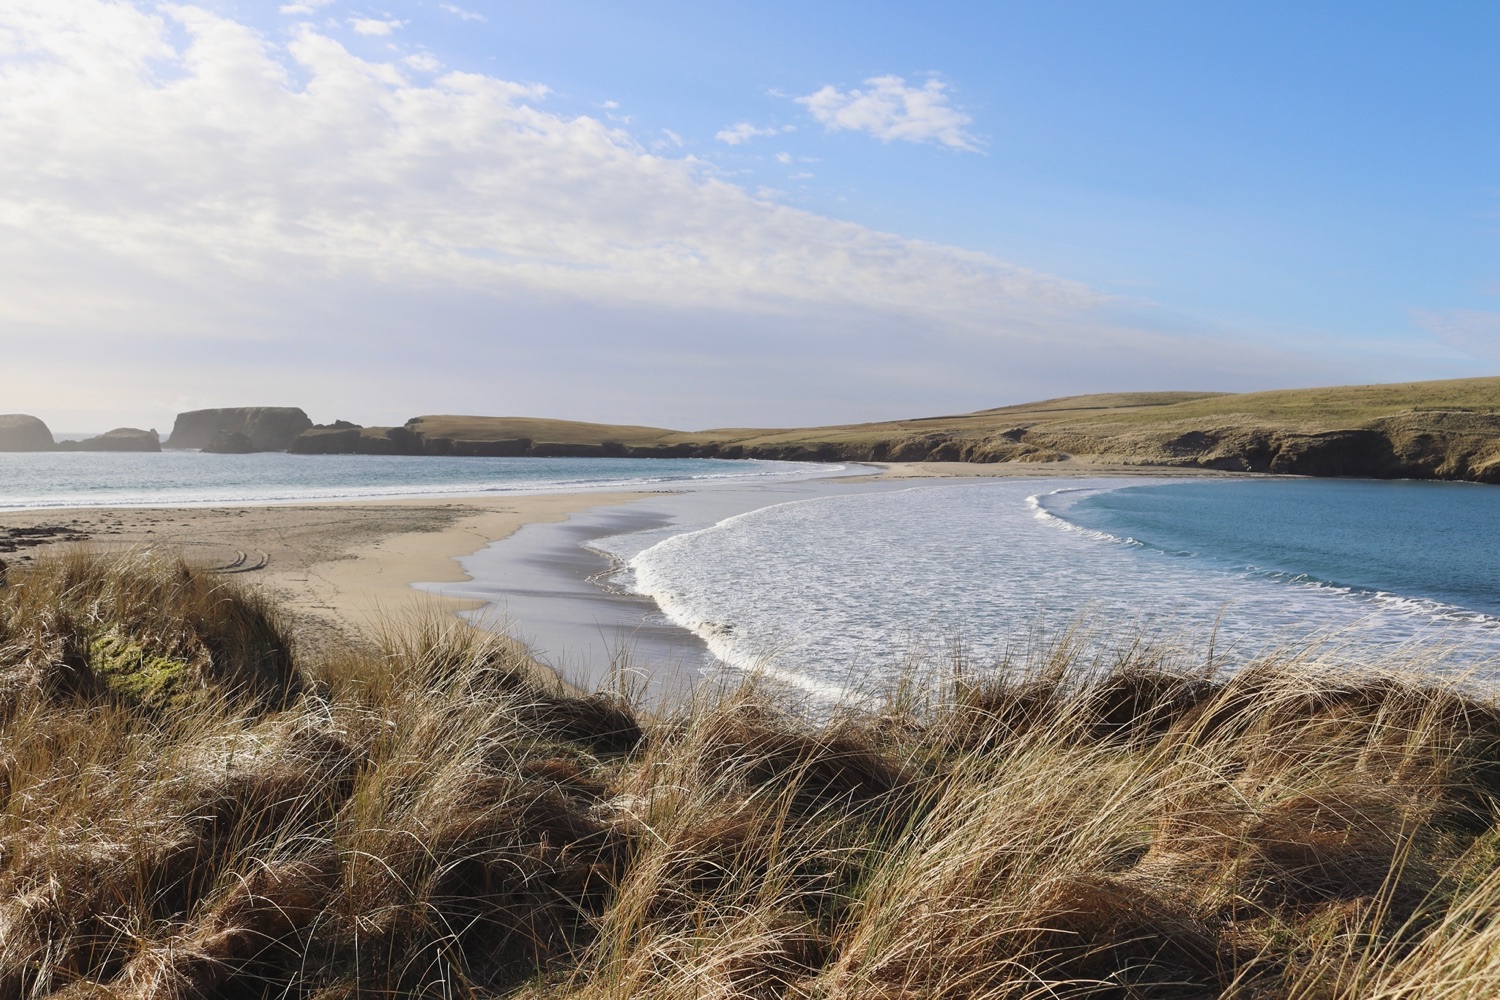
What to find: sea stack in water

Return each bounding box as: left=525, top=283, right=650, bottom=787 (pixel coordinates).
left=0, top=414, right=54, bottom=451
left=165, top=407, right=313, bottom=452
left=55, top=428, right=162, bottom=452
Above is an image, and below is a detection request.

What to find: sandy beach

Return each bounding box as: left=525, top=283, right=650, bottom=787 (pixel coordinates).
left=0, top=459, right=1240, bottom=656
left=0, top=493, right=650, bottom=652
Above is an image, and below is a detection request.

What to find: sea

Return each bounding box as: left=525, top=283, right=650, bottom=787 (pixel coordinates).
left=4, top=452, right=1499, bottom=695
left=0, top=451, right=828, bottom=508
left=598, top=476, right=1500, bottom=696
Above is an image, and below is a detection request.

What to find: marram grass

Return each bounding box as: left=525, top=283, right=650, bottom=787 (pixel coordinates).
left=2, top=550, right=1500, bottom=999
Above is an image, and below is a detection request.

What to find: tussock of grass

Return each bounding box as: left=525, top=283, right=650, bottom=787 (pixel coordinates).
left=3, top=551, right=1500, bottom=998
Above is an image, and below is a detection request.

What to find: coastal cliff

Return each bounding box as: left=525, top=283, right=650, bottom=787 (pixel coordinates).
left=0, top=414, right=54, bottom=451
left=165, top=407, right=313, bottom=452
left=284, top=376, right=1500, bottom=483
left=0, top=417, right=160, bottom=452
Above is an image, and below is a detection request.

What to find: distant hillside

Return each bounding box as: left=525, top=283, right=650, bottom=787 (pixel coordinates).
left=287, top=376, right=1500, bottom=482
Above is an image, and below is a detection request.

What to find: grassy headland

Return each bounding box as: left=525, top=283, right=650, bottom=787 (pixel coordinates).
left=5, top=550, right=1500, bottom=997
left=291, top=376, right=1500, bottom=482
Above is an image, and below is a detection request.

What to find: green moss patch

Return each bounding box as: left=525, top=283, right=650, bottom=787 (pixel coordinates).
left=87, top=630, right=203, bottom=712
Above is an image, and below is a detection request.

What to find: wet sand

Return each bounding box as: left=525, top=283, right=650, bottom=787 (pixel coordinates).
left=0, top=494, right=649, bottom=652
left=0, top=459, right=1240, bottom=686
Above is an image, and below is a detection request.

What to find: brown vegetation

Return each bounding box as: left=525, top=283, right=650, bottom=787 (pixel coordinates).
left=3, top=552, right=1500, bottom=997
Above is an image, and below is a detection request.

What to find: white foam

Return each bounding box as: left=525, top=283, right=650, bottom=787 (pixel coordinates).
left=619, top=478, right=1500, bottom=696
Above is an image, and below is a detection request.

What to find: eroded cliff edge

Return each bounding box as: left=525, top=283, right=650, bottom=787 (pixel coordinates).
left=286, top=377, right=1500, bottom=483
left=0, top=415, right=54, bottom=452
left=165, top=408, right=313, bottom=452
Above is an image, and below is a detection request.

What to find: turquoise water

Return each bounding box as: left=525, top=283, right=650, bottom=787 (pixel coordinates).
left=1059, top=479, right=1500, bottom=617
left=618, top=477, right=1500, bottom=694
left=0, top=452, right=837, bottom=509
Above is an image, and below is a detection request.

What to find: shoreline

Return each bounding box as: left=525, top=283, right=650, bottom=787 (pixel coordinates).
left=0, top=493, right=652, bottom=656
left=417, top=465, right=1241, bottom=691
left=864, top=458, right=1250, bottom=480
left=0, top=459, right=1247, bottom=687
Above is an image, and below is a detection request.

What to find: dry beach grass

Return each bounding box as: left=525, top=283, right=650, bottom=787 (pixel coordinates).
left=4, top=550, right=1500, bottom=997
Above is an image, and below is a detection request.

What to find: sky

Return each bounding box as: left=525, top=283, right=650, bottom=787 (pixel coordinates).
left=1, top=1, right=1497, bottom=433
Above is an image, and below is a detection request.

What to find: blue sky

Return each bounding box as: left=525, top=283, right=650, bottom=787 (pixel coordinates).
left=2, top=1, right=1496, bottom=431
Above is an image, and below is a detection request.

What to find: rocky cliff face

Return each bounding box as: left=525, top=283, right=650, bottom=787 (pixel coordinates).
left=165, top=408, right=312, bottom=452
left=278, top=403, right=1500, bottom=485
left=0, top=414, right=54, bottom=451
left=55, top=428, right=161, bottom=452
left=982, top=410, right=1500, bottom=483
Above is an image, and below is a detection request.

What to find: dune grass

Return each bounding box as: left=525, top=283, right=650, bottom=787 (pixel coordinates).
left=3, top=550, right=1500, bottom=998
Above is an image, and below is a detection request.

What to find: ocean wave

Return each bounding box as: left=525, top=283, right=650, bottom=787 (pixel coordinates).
left=0, top=455, right=844, bottom=511
left=618, top=479, right=1500, bottom=696
left=1036, top=481, right=1500, bottom=634
left=1027, top=486, right=1139, bottom=544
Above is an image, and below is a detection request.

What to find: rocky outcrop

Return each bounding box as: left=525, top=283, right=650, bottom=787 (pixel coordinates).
left=290, top=425, right=422, bottom=455
left=0, top=414, right=54, bottom=451
left=291, top=424, right=690, bottom=458
left=55, top=427, right=161, bottom=452
left=964, top=410, right=1500, bottom=483
left=166, top=408, right=313, bottom=452
left=206, top=430, right=255, bottom=454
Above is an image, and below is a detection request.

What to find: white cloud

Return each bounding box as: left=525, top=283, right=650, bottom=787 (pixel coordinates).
left=715, top=121, right=777, bottom=145
left=652, top=128, right=684, bottom=151
left=797, top=74, right=978, bottom=151
left=439, top=3, right=487, bottom=22
left=402, top=52, right=441, bottom=72
left=279, top=0, right=333, bottom=13
left=0, top=0, right=1328, bottom=431
left=349, top=17, right=402, bottom=36
left=774, top=151, right=791, bottom=164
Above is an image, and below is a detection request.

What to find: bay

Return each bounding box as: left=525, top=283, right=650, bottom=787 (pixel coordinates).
left=0, top=451, right=835, bottom=509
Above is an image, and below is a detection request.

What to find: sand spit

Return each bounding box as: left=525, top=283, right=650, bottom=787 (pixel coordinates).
left=0, top=494, right=648, bottom=652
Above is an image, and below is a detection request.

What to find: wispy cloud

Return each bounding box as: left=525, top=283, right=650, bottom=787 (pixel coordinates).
left=402, top=52, right=441, bottom=72
left=1412, top=308, right=1500, bottom=359
left=715, top=121, right=778, bottom=145
left=797, top=74, right=978, bottom=151
left=440, top=4, right=487, bottom=22
left=349, top=16, right=403, bottom=36
left=652, top=128, right=684, bottom=151
left=279, top=0, right=333, bottom=14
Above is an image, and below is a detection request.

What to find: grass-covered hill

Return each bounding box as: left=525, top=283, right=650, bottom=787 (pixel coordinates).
left=6, top=550, right=1500, bottom=997
left=291, top=376, right=1500, bottom=481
